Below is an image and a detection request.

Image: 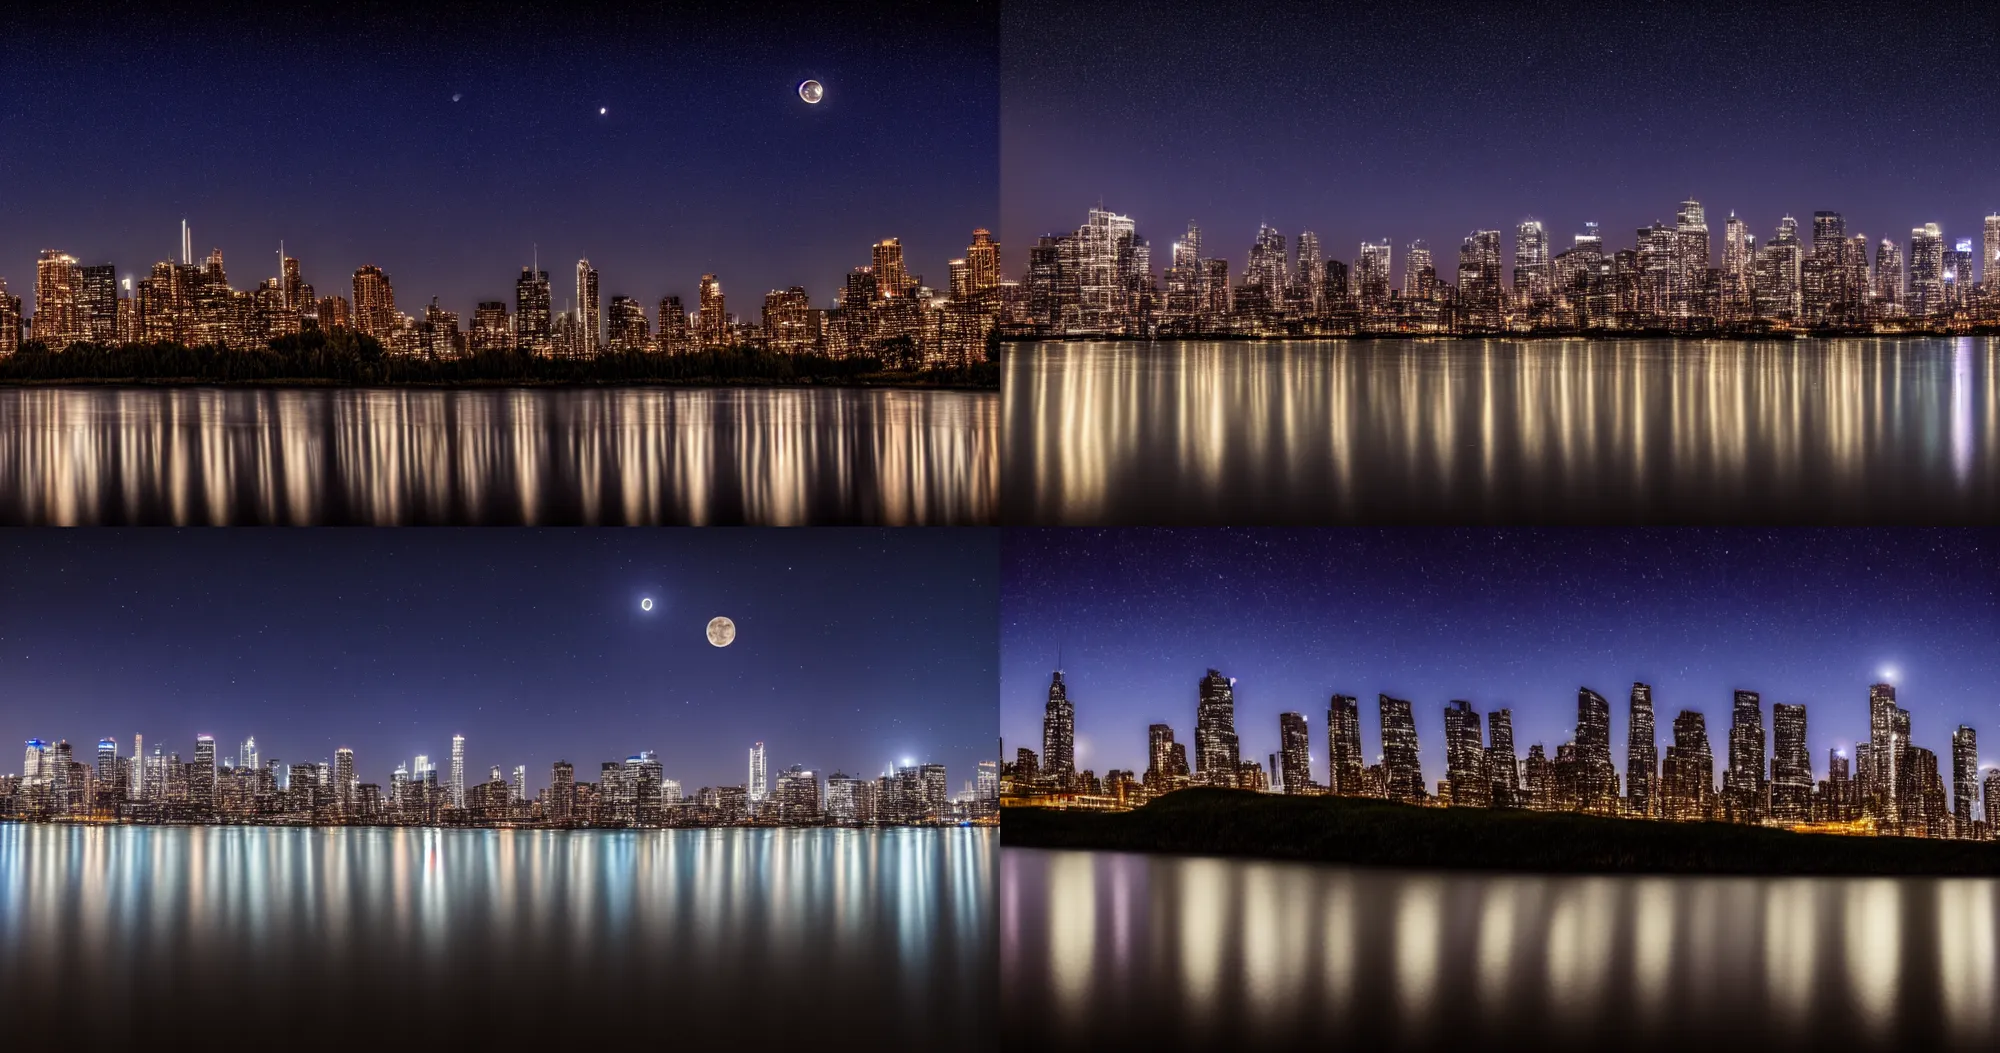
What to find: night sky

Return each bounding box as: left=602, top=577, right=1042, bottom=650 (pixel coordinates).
left=0, top=529, right=998, bottom=795
left=0, top=0, right=996, bottom=320
left=1002, top=530, right=2000, bottom=790
left=1002, top=0, right=2000, bottom=288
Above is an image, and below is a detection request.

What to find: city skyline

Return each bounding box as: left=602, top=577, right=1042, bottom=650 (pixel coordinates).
left=1000, top=529, right=1999, bottom=798
left=0, top=1, right=997, bottom=320
left=1002, top=0, right=2000, bottom=304
left=1, top=529, right=999, bottom=795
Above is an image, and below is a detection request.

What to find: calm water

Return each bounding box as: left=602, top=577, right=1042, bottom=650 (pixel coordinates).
left=1003, top=847, right=2000, bottom=1053
left=1001, top=338, right=2000, bottom=523
left=0, top=385, right=997, bottom=525
left=0, top=824, right=996, bottom=1046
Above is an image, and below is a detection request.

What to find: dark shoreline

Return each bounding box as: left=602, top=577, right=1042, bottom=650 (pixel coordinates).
left=1002, top=789, right=2000, bottom=876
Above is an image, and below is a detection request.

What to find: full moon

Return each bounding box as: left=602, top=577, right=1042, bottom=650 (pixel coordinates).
left=639, top=597, right=653, bottom=612
left=706, top=616, right=736, bottom=648
left=798, top=80, right=823, bottom=104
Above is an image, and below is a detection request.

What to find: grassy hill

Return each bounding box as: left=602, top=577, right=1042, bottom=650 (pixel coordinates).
left=1001, top=789, right=2000, bottom=875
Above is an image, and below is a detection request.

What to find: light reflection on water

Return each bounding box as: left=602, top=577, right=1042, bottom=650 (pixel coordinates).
left=1001, top=847, right=2000, bottom=1053
left=0, top=825, right=995, bottom=1045
left=0, top=385, right=997, bottom=525
left=1000, top=337, right=2000, bottom=523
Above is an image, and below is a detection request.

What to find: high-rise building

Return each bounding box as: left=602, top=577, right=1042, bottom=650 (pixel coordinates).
left=1356, top=241, right=1392, bottom=314
left=1042, top=670, right=1075, bottom=782
left=1673, top=199, right=1710, bottom=321
left=749, top=742, right=768, bottom=803
left=1379, top=694, right=1424, bottom=804
left=607, top=295, right=649, bottom=351
left=81, top=264, right=118, bottom=343
left=966, top=229, right=1000, bottom=295
left=471, top=301, right=511, bottom=352
left=515, top=268, right=552, bottom=353
left=191, top=734, right=216, bottom=814
left=1953, top=726, right=1978, bottom=833
left=1945, top=240, right=1975, bottom=307
left=1457, top=230, right=1503, bottom=327
left=239, top=736, right=258, bottom=771
left=1294, top=230, right=1323, bottom=308
left=550, top=760, right=575, bottom=821
left=449, top=734, right=466, bottom=809
left=1404, top=240, right=1435, bottom=301
left=1987, top=770, right=2000, bottom=837
left=1443, top=699, right=1487, bottom=807
left=871, top=238, right=910, bottom=299
left=334, top=747, right=355, bottom=815
left=1486, top=709, right=1518, bottom=808
left=1721, top=212, right=1754, bottom=321
left=1514, top=220, right=1551, bottom=308
left=761, top=287, right=816, bottom=353
left=1328, top=693, right=1364, bottom=795
left=1771, top=703, right=1811, bottom=822
left=697, top=274, right=728, bottom=349
left=1575, top=687, right=1614, bottom=810
left=1874, top=239, right=1904, bottom=309
left=1627, top=682, right=1657, bottom=817
left=1908, top=223, right=1945, bottom=319
left=1723, top=690, right=1767, bottom=822
left=1984, top=215, right=2000, bottom=293
left=96, top=738, right=119, bottom=801
left=1661, top=710, right=1714, bottom=820
left=656, top=296, right=690, bottom=354
left=1195, top=669, right=1240, bottom=787
left=32, top=250, right=86, bottom=347
left=575, top=259, right=600, bottom=354
left=350, top=265, right=396, bottom=340
left=1277, top=711, right=1312, bottom=794
left=1867, top=682, right=1901, bottom=819
left=130, top=733, right=144, bottom=800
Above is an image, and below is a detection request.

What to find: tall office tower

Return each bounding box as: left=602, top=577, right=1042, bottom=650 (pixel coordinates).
left=96, top=738, right=119, bottom=798
left=514, top=267, right=552, bottom=353
left=1662, top=710, right=1714, bottom=820
left=1988, top=771, right=2000, bottom=837
left=1804, top=211, right=1847, bottom=322
left=1908, top=223, right=1945, bottom=319
left=1867, top=683, right=1899, bottom=818
left=1485, top=709, right=1518, bottom=808
left=1824, top=749, right=1854, bottom=821
left=1356, top=241, right=1392, bottom=314
left=966, top=228, right=1000, bottom=294
left=697, top=274, right=728, bottom=349
left=1757, top=215, right=1803, bottom=320
left=1042, top=670, right=1075, bottom=782
left=470, top=302, right=510, bottom=352
left=1722, top=690, right=1767, bottom=822
left=761, top=287, right=815, bottom=353
left=947, top=259, right=971, bottom=300
left=281, top=254, right=306, bottom=309
left=1327, top=694, right=1364, bottom=795
left=575, top=259, right=600, bottom=354
left=1873, top=239, right=1904, bottom=309
left=1295, top=230, right=1323, bottom=307
left=334, top=747, right=355, bottom=814
left=1457, top=230, right=1503, bottom=326
left=1513, top=220, right=1551, bottom=308
left=1442, top=700, right=1488, bottom=807
left=1571, top=686, right=1614, bottom=810
left=1163, top=224, right=1203, bottom=320
left=1945, top=240, right=1975, bottom=307
left=191, top=734, right=216, bottom=814
left=1194, top=669, right=1240, bottom=787
left=80, top=264, right=118, bottom=343
left=1953, top=726, right=1978, bottom=833
left=511, top=765, right=527, bottom=804
left=448, top=734, right=466, bottom=809
left=1278, top=712, right=1312, bottom=794
left=550, top=760, right=575, bottom=820
left=240, top=736, right=258, bottom=770
left=32, top=250, right=85, bottom=347
left=1673, top=199, right=1709, bottom=321
left=1071, top=208, right=1146, bottom=332
left=655, top=296, right=689, bottom=353
left=1771, top=703, right=1811, bottom=822
left=1634, top=223, right=1676, bottom=324
left=0, top=279, right=21, bottom=354
left=1627, top=683, right=1658, bottom=817
left=606, top=295, right=649, bottom=351
left=1319, top=259, right=1348, bottom=312
left=1378, top=695, right=1424, bottom=803
left=1402, top=241, right=1435, bottom=300
left=1247, top=224, right=1287, bottom=298
left=130, top=733, right=144, bottom=799
left=871, top=238, right=910, bottom=299
left=1721, top=212, right=1754, bottom=321
left=749, top=741, right=769, bottom=802
left=1985, top=214, right=2000, bottom=293
left=350, top=265, right=396, bottom=340
left=1847, top=234, right=1872, bottom=317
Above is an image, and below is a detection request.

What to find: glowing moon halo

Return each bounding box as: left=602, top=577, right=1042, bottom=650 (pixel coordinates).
left=640, top=597, right=653, bottom=612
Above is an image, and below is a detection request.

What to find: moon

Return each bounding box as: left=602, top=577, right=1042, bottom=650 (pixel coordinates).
left=706, top=616, right=736, bottom=648
left=639, top=597, right=653, bottom=612
left=451, top=93, right=462, bottom=103
left=798, top=80, right=823, bottom=104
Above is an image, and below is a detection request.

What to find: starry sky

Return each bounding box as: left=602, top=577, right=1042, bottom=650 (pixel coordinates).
left=1002, top=0, right=2000, bottom=288
left=0, top=0, right=996, bottom=321
left=1002, top=529, right=2000, bottom=791
left=0, top=529, right=998, bottom=794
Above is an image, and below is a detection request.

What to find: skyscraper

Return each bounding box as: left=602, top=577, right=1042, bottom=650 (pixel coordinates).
left=872, top=238, right=910, bottom=299
left=1953, top=726, right=1978, bottom=833
left=31, top=250, right=85, bottom=347
left=550, top=760, right=575, bottom=821
left=1294, top=230, right=1323, bottom=307
left=1985, top=214, right=2000, bottom=293
left=350, top=265, right=396, bottom=340
left=1724, top=690, right=1767, bottom=822
left=96, top=738, right=119, bottom=801
left=697, top=274, right=728, bottom=349
left=1662, top=710, right=1714, bottom=820
left=80, top=264, right=117, bottom=343
left=1443, top=699, right=1488, bottom=807
left=1867, top=682, right=1901, bottom=818
left=1195, top=669, right=1240, bottom=787
left=515, top=267, right=552, bottom=353
left=1486, top=709, right=1518, bottom=808
left=1404, top=240, right=1435, bottom=301
left=1356, top=241, right=1392, bottom=313
left=1627, top=682, right=1657, bottom=817
left=1458, top=230, right=1503, bottom=326
left=1908, top=223, right=1945, bottom=319
left=1771, top=703, right=1810, bottom=822
left=1038, top=669, right=1077, bottom=784
left=966, top=228, right=1000, bottom=294
left=130, top=733, right=144, bottom=800
left=575, top=258, right=600, bottom=354
left=192, top=734, right=216, bottom=814
left=1278, top=711, right=1312, bottom=794
left=1379, top=694, right=1423, bottom=804
left=1874, top=238, right=1904, bottom=309
left=334, top=747, right=355, bottom=815
left=749, top=741, right=768, bottom=803
left=1575, top=687, right=1614, bottom=811
left=239, top=736, right=258, bottom=771
left=449, top=734, right=466, bottom=810
left=1721, top=212, right=1753, bottom=320
left=1327, top=693, right=1364, bottom=795
left=1673, top=199, right=1709, bottom=321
